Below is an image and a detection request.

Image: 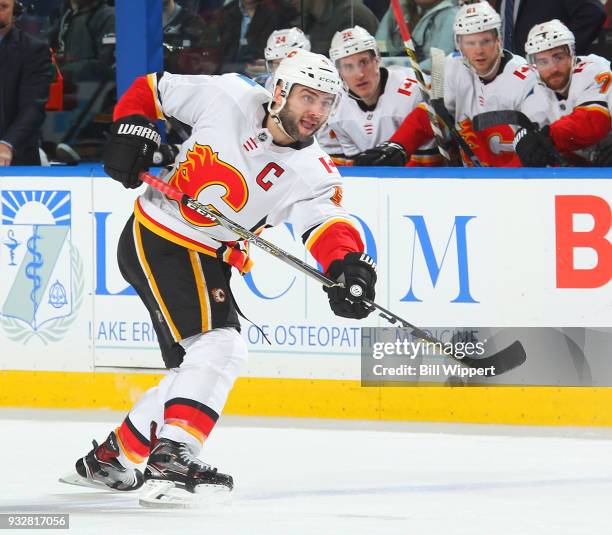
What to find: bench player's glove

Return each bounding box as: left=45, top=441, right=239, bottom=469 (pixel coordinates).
left=324, top=252, right=377, bottom=319
left=353, top=141, right=408, bottom=166
left=103, top=114, right=161, bottom=189
left=513, top=126, right=561, bottom=167
left=594, top=136, right=612, bottom=166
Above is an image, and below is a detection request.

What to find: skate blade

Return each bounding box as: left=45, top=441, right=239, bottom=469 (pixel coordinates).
left=139, top=480, right=231, bottom=509
left=194, top=483, right=232, bottom=495
left=139, top=480, right=190, bottom=509
left=58, top=472, right=125, bottom=492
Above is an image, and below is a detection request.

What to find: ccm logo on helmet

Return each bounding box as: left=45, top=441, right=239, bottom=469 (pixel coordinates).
left=117, top=124, right=162, bottom=146
left=320, top=76, right=338, bottom=84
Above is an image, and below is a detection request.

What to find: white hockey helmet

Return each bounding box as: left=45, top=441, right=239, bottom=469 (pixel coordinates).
left=524, top=19, right=575, bottom=64
left=454, top=1, right=501, bottom=45
left=264, top=27, right=311, bottom=70
left=271, top=48, right=344, bottom=100
left=329, top=25, right=379, bottom=63
left=268, top=49, right=344, bottom=138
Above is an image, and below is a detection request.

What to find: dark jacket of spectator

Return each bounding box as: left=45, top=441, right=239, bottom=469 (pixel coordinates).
left=164, top=0, right=221, bottom=74
left=500, top=0, right=606, bottom=56
left=218, top=0, right=297, bottom=73
left=49, top=0, right=115, bottom=83
left=304, top=0, right=379, bottom=55
left=0, top=27, right=52, bottom=165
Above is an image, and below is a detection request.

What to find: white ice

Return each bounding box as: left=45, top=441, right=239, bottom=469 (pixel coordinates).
left=1, top=410, right=612, bottom=535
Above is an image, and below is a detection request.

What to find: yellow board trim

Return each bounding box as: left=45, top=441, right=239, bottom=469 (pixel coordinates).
left=1, top=370, right=612, bottom=426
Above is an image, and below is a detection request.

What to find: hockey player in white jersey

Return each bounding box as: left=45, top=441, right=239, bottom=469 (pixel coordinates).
left=258, top=28, right=343, bottom=158
left=64, top=50, right=377, bottom=506
left=514, top=20, right=612, bottom=166
left=355, top=1, right=539, bottom=167
left=261, top=27, right=311, bottom=93
left=326, top=25, right=442, bottom=166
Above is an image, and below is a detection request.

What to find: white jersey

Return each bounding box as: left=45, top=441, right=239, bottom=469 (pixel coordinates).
left=136, top=72, right=353, bottom=270
left=327, top=67, right=437, bottom=160
left=443, top=51, right=539, bottom=166
left=521, top=54, right=612, bottom=161
left=316, top=122, right=344, bottom=157
left=263, top=74, right=274, bottom=93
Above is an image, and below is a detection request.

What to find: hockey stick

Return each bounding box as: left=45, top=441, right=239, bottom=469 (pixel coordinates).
left=472, top=110, right=566, bottom=166
left=430, top=47, right=483, bottom=167
left=472, top=110, right=535, bottom=132
left=390, top=0, right=451, bottom=163
left=138, top=171, right=526, bottom=374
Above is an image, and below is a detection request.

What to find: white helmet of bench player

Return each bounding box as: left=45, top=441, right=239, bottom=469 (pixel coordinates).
left=264, top=27, right=311, bottom=72
left=453, top=1, right=501, bottom=47
left=524, top=19, right=575, bottom=65
left=329, top=25, right=379, bottom=63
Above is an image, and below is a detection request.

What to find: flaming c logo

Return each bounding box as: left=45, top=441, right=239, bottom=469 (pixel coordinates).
left=169, top=143, right=248, bottom=227
left=457, top=119, right=479, bottom=150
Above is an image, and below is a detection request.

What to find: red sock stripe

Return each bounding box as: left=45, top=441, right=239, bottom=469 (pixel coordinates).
left=117, top=418, right=150, bottom=460
left=164, top=398, right=218, bottom=438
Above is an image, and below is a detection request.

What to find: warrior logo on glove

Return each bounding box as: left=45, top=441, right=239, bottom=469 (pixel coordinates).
left=324, top=252, right=377, bottom=319
left=103, top=114, right=161, bottom=189
left=116, top=123, right=162, bottom=146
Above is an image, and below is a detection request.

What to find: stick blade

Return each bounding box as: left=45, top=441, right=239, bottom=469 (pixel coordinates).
left=430, top=47, right=446, bottom=100
left=461, top=340, right=527, bottom=375
left=461, top=340, right=527, bottom=376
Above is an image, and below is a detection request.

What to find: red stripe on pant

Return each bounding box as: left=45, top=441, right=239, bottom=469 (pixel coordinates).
left=116, top=419, right=150, bottom=464
left=164, top=399, right=218, bottom=445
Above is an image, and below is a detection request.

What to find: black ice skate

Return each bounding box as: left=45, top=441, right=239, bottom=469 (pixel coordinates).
left=140, top=438, right=233, bottom=508
left=59, top=431, right=144, bottom=491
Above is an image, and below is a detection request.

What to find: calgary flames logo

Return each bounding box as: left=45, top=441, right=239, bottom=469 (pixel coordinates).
left=457, top=119, right=479, bottom=150
left=169, top=143, right=248, bottom=227
left=457, top=119, right=518, bottom=167
left=330, top=186, right=343, bottom=207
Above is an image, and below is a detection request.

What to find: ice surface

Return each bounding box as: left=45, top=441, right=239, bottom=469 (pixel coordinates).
left=1, top=411, right=611, bottom=535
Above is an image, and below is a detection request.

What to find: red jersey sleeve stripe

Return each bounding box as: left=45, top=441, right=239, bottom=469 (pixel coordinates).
left=306, top=218, right=364, bottom=273
left=550, top=104, right=611, bottom=152
left=113, top=73, right=164, bottom=121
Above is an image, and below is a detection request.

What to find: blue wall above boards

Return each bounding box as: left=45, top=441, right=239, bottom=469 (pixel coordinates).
left=115, top=0, right=163, bottom=97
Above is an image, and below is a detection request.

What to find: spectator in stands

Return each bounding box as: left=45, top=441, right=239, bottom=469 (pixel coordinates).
left=376, top=0, right=458, bottom=72
left=218, top=0, right=297, bottom=73
left=514, top=20, right=612, bottom=166
left=376, top=1, right=420, bottom=57
left=497, top=0, right=605, bottom=56
left=302, top=0, right=379, bottom=55
left=163, top=0, right=220, bottom=74
left=323, top=25, right=442, bottom=165
left=0, top=0, right=52, bottom=165
left=365, top=0, right=391, bottom=20
left=49, top=0, right=115, bottom=83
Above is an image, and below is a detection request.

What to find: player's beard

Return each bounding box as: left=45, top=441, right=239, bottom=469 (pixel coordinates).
left=278, top=106, right=322, bottom=143
left=542, top=70, right=571, bottom=93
